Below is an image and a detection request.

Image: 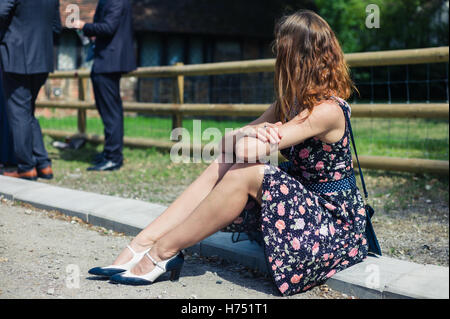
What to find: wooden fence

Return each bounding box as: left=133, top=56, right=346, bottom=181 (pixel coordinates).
left=37, top=46, right=449, bottom=174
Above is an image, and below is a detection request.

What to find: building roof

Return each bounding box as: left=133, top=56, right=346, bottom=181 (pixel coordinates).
left=132, top=0, right=317, bottom=38
left=59, top=0, right=317, bottom=38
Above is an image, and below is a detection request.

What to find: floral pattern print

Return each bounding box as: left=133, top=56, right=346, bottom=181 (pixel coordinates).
left=222, top=97, right=368, bottom=296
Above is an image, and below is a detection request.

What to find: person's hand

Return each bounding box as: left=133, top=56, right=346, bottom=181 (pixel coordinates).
left=219, top=121, right=282, bottom=155
left=237, top=122, right=283, bottom=144
left=73, top=20, right=86, bottom=29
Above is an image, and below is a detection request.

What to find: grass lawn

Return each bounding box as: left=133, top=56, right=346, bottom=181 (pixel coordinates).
left=39, top=133, right=449, bottom=267
left=38, top=115, right=449, bottom=160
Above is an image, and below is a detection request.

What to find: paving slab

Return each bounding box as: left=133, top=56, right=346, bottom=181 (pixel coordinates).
left=88, top=198, right=166, bottom=235
left=328, top=255, right=424, bottom=298
left=13, top=184, right=90, bottom=220
left=0, top=175, right=448, bottom=299
left=0, top=176, right=49, bottom=200
left=190, top=231, right=269, bottom=273
left=0, top=175, right=166, bottom=229
left=384, top=264, right=449, bottom=299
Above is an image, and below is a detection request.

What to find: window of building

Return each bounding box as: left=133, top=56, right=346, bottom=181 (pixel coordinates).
left=139, top=34, right=163, bottom=66
left=167, top=36, right=185, bottom=65
left=57, top=31, right=79, bottom=70
left=214, top=40, right=242, bottom=62
left=188, top=37, right=204, bottom=65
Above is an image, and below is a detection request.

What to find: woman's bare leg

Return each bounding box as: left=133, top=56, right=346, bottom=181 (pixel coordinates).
left=130, top=162, right=265, bottom=275
left=112, top=153, right=234, bottom=265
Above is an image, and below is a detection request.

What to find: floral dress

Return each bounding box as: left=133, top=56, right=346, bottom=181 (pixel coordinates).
left=222, top=97, right=369, bottom=296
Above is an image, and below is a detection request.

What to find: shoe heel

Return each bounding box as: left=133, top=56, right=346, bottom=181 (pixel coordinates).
left=169, top=267, right=181, bottom=281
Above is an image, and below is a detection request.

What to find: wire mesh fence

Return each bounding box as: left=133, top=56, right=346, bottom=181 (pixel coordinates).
left=37, top=61, right=449, bottom=161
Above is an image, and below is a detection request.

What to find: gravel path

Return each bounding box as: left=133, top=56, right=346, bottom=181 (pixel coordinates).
left=0, top=199, right=348, bottom=299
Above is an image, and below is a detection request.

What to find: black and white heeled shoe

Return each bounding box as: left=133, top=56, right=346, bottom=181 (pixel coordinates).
left=88, top=245, right=151, bottom=277
left=110, top=250, right=184, bottom=285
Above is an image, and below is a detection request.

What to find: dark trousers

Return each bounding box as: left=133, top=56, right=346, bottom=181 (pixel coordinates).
left=1, top=72, right=50, bottom=172
left=0, top=68, right=16, bottom=165
left=90, top=72, right=124, bottom=163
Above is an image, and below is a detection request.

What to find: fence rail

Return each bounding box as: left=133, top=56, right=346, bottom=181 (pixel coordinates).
left=38, top=47, right=449, bottom=174
left=49, top=46, right=449, bottom=79
left=36, top=101, right=449, bottom=119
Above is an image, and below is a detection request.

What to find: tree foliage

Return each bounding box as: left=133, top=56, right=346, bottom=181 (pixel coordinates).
left=314, top=0, right=449, bottom=52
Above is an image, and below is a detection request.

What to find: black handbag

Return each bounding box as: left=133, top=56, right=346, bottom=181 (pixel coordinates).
left=343, top=109, right=382, bottom=256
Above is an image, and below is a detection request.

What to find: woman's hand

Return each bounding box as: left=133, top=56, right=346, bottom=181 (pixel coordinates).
left=237, top=121, right=283, bottom=144
left=233, top=122, right=283, bottom=162
left=219, top=121, right=283, bottom=155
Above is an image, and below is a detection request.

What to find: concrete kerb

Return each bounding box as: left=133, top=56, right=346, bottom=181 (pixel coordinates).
left=0, top=175, right=448, bottom=299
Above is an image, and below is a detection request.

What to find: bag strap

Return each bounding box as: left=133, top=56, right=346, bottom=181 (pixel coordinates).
left=334, top=99, right=382, bottom=256
left=336, top=99, right=369, bottom=199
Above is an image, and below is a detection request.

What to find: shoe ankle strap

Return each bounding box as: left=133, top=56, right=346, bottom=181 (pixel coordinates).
left=126, top=245, right=136, bottom=255
left=145, top=252, right=165, bottom=270
left=127, top=244, right=150, bottom=256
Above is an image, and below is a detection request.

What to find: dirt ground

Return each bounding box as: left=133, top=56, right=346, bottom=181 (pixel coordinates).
left=365, top=172, right=449, bottom=267
left=0, top=199, right=350, bottom=299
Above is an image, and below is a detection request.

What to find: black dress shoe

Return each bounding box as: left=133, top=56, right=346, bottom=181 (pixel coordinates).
left=91, top=151, right=106, bottom=165
left=87, top=160, right=122, bottom=171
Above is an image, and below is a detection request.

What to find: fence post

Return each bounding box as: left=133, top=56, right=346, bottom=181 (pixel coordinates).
left=77, top=77, right=88, bottom=135
left=172, top=62, right=184, bottom=140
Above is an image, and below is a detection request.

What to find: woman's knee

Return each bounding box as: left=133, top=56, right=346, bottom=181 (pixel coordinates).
left=223, top=163, right=264, bottom=191
left=200, top=153, right=234, bottom=185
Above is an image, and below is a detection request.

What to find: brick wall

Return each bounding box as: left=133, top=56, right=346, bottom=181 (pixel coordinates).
left=59, top=0, right=97, bottom=27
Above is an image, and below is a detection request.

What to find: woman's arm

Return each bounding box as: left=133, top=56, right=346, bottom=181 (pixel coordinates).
left=235, top=101, right=346, bottom=162
left=248, top=102, right=279, bottom=125
left=219, top=103, right=281, bottom=153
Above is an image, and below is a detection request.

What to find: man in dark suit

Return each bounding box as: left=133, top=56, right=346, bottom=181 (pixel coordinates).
left=75, top=0, right=136, bottom=171
left=0, top=64, right=16, bottom=167
left=0, top=0, right=61, bottom=180
left=0, top=64, right=17, bottom=167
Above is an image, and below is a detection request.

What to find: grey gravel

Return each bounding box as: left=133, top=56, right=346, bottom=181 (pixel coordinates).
left=0, top=200, right=347, bottom=299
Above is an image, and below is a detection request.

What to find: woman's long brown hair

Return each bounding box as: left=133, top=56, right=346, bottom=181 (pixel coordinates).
left=273, top=10, right=356, bottom=122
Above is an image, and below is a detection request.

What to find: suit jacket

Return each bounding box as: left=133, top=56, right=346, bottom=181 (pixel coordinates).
left=0, top=0, right=61, bottom=74
left=83, top=0, right=136, bottom=74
